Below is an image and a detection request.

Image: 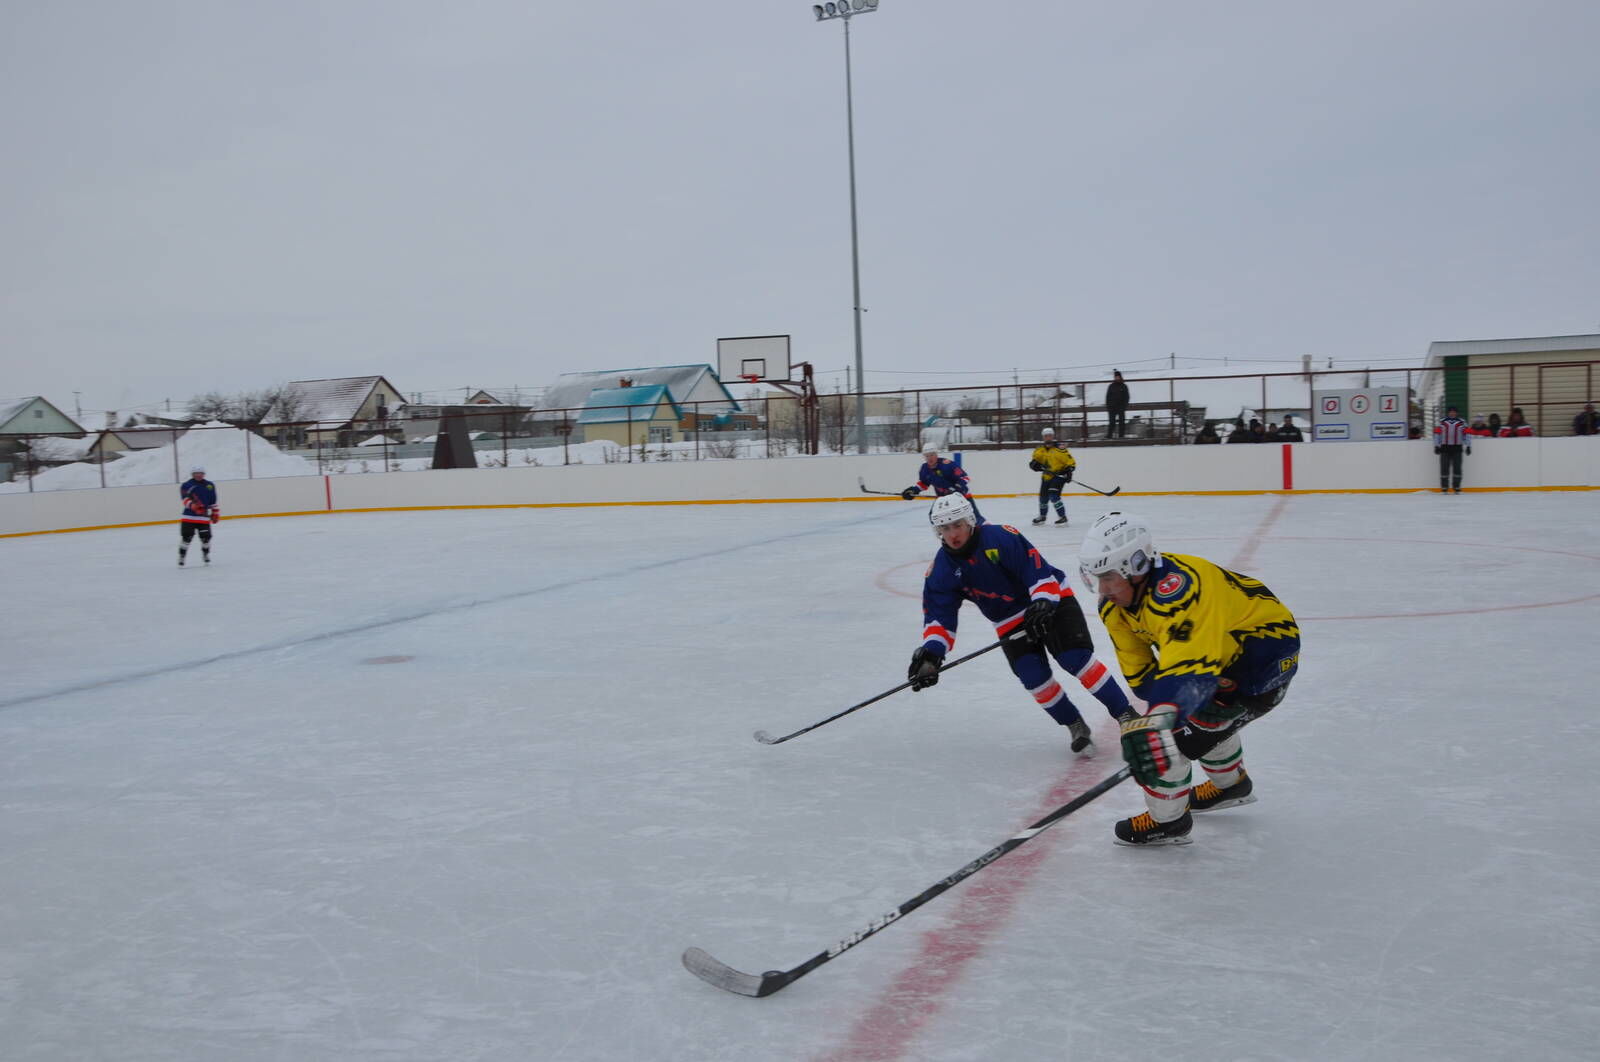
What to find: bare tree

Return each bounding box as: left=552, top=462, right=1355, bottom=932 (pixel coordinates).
left=818, top=393, right=852, bottom=454
left=184, top=384, right=306, bottom=428
left=235, top=387, right=286, bottom=425
left=186, top=390, right=237, bottom=422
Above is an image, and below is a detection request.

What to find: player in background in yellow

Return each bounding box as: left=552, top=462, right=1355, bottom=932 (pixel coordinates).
left=1028, top=428, right=1076, bottom=526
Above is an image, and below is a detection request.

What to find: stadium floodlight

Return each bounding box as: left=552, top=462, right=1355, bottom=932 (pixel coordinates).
left=808, top=0, right=881, bottom=453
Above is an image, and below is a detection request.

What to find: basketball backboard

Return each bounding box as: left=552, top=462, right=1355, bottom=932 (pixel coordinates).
left=716, top=335, right=792, bottom=385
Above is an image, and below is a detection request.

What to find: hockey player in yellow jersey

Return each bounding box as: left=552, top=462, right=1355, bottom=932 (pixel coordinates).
left=1077, top=512, right=1300, bottom=845
left=1028, top=428, right=1077, bottom=526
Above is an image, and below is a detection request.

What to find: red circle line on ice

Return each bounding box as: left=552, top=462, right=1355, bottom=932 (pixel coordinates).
left=873, top=536, right=1600, bottom=620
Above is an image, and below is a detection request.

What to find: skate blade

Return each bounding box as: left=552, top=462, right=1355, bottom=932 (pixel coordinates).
left=1114, top=833, right=1193, bottom=847
left=1192, top=794, right=1257, bottom=813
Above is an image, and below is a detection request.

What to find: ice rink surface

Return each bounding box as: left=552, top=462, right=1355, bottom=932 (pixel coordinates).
left=3, top=490, right=1598, bottom=1061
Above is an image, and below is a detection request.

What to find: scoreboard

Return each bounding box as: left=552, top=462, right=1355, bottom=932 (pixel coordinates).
left=1311, top=387, right=1410, bottom=442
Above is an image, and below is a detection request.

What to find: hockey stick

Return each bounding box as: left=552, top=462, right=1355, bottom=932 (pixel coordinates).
left=1073, top=480, right=1121, bottom=497
left=858, top=476, right=908, bottom=497
left=754, top=638, right=1010, bottom=745
left=683, top=762, right=1133, bottom=996
left=687, top=706, right=1267, bottom=997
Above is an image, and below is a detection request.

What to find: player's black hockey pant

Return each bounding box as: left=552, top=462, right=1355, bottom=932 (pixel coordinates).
left=1174, top=634, right=1299, bottom=761
left=1438, top=445, right=1463, bottom=491
left=1001, top=598, right=1130, bottom=725
left=1037, top=477, right=1067, bottom=517
left=180, top=523, right=212, bottom=544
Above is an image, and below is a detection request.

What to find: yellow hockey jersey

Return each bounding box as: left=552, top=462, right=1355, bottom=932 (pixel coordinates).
left=1029, top=444, right=1077, bottom=480
left=1096, top=552, right=1298, bottom=712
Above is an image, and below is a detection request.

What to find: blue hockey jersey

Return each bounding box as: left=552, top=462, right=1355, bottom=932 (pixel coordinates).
left=919, top=522, right=1074, bottom=656
left=916, top=458, right=972, bottom=497
left=180, top=478, right=217, bottom=524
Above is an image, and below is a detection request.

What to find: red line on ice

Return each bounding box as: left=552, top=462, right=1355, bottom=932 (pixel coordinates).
left=816, top=762, right=1106, bottom=1062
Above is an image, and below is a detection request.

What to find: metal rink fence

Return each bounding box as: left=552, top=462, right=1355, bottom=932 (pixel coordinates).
left=3, top=362, right=1595, bottom=490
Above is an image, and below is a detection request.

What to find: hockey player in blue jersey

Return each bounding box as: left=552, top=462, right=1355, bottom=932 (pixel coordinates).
left=178, top=465, right=219, bottom=566
left=907, top=494, right=1131, bottom=753
left=900, top=444, right=982, bottom=522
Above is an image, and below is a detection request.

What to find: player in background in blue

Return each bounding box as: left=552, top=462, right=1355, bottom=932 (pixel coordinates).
left=907, top=495, right=1130, bottom=754
left=900, top=443, right=982, bottom=522
left=178, top=465, right=219, bottom=566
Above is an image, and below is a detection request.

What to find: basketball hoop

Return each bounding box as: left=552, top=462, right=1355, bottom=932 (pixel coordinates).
left=740, top=374, right=761, bottom=384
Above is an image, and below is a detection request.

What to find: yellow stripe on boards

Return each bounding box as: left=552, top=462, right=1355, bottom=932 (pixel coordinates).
left=2, top=485, right=1594, bottom=539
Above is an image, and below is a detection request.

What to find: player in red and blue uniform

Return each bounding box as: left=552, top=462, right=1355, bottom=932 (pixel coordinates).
left=900, top=444, right=982, bottom=521
left=906, top=494, right=1130, bottom=754
left=178, top=465, right=219, bottom=566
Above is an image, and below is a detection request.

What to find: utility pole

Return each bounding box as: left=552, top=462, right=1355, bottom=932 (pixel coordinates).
left=811, top=0, right=882, bottom=454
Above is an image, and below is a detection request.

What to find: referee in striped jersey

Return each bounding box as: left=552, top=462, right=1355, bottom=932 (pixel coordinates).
left=1433, top=404, right=1471, bottom=493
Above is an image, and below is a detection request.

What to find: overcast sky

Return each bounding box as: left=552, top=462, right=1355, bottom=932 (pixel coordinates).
left=3, top=0, right=1597, bottom=416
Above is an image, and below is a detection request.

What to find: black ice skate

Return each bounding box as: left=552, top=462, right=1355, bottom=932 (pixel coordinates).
left=178, top=548, right=187, bottom=567
left=1031, top=514, right=1047, bottom=525
left=202, top=549, right=211, bottom=565
left=1189, top=771, right=1255, bottom=813
left=1054, top=515, right=1069, bottom=525
left=1113, top=810, right=1193, bottom=846
left=1067, top=719, right=1093, bottom=755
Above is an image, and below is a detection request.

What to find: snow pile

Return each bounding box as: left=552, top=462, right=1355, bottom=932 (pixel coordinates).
left=0, top=423, right=314, bottom=492
left=27, top=436, right=96, bottom=463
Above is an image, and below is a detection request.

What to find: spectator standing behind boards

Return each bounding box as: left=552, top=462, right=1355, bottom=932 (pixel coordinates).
left=1498, top=407, right=1535, bottom=438
left=1433, top=404, right=1471, bottom=494
left=1466, top=412, right=1494, bottom=440
left=1105, top=370, right=1130, bottom=439
left=1573, top=402, right=1599, bottom=436
left=1194, top=422, right=1222, bottom=444
left=1225, top=419, right=1251, bottom=443
left=1272, top=415, right=1303, bottom=442
left=1486, top=412, right=1503, bottom=437
left=1247, top=419, right=1268, bottom=443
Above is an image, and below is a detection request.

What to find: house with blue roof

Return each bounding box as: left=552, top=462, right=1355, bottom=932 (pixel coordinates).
left=576, top=385, right=687, bottom=447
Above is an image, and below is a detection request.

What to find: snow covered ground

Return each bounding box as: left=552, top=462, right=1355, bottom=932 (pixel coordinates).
left=2, top=491, right=1596, bottom=1061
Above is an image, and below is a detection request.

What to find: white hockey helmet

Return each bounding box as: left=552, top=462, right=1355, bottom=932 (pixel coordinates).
left=922, top=442, right=939, bottom=457
left=189, top=465, right=206, bottom=474
left=928, top=493, right=977, bottom=536
left=1078, top=511, right=1158, bottom=586
left=1041, top=427, right=1056, bottom=439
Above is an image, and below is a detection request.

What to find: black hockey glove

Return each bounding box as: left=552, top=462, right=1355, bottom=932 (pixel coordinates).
left=1028, top=460, right=1044, bottom=472
left=1119, top=707, right=1181, bottom=787
left=900, top=486, right=921, bottom=500
left=907, top=647, right=942, bottom=691
left=1063, top=466, right=1073, bottom=483
left=1022, top=599, right=1056, bottom=644
left=1190, top=689, right=1247, bottom=731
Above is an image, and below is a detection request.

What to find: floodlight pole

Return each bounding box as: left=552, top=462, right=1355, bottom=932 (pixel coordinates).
left=813, top=1, right=879, bottom=454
